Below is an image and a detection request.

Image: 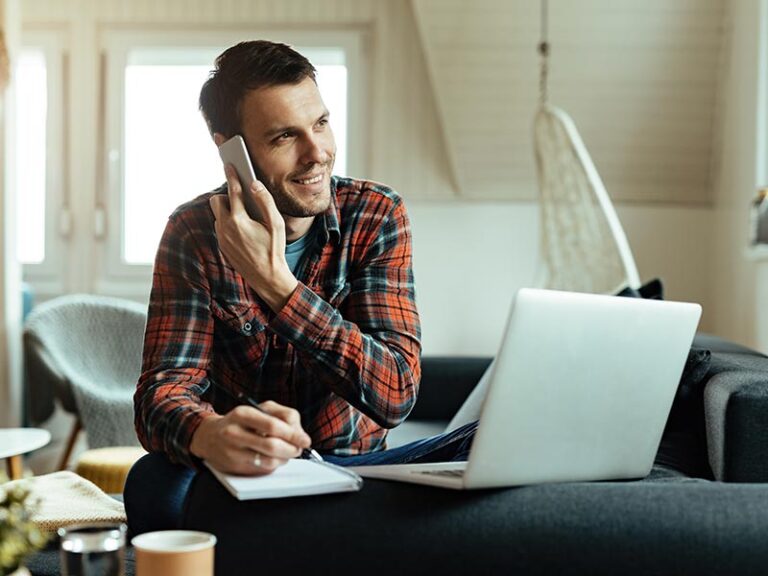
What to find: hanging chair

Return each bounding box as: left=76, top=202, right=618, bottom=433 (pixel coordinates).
left=534, top=105, right=641, bottom=293
left=533, top=1, right=641, bottom=294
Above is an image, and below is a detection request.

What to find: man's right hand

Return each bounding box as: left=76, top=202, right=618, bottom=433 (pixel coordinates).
left=189, top=401, right=312, bottom=475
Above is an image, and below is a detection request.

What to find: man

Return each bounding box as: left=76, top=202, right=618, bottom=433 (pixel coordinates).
left=125, top=40, right=477, bottom=534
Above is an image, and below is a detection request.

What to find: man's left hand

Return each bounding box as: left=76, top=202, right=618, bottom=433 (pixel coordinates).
left=209, top=165, right=298, bottom=312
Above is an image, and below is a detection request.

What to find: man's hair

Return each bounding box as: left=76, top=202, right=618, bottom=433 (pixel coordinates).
left=199, top=40, right=317, bottom=137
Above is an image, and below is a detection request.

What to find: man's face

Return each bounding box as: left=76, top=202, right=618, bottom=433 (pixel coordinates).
left=239, top=77, right=336, bottom=218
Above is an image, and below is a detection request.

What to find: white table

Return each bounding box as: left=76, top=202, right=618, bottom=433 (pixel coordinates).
left=0, top=428, right=51, bottom=480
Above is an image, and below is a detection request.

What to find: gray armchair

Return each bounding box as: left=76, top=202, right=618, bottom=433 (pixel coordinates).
left=24, top=294, right=147, bottom=468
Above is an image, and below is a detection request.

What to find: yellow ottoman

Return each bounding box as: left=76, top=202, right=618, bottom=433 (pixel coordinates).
left=74, top=447, right=147, bottom=493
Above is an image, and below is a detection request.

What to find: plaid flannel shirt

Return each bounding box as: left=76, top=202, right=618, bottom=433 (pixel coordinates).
left=134, top=176, right=422, bottom=468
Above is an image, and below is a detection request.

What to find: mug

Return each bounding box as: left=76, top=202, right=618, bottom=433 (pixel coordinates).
left=132, top=530, right=216, bottom=576
left=58, top=523, right=127, bottom=576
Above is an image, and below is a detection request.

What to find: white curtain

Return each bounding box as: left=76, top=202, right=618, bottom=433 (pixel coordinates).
left=0, top=0, right=24, bottom=427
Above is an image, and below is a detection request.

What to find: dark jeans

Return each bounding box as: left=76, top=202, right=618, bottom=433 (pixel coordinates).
left=123, top=421, right=478, bottom=536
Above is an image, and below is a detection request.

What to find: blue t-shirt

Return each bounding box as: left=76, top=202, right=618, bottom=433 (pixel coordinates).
left=285, top=223, right=317, bottom=274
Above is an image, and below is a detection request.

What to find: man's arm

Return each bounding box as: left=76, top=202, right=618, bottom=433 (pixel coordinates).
left=269, top=196, right=421, bottom=428
left=135, top=207, right=310, bottom=472
left=211, top=175, right=421, bottom=430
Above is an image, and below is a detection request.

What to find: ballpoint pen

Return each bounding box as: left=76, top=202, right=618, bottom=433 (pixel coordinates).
left=228, top=387, right=325, bottom=463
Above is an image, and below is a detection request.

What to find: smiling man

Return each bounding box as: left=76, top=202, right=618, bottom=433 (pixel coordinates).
left=124, top=41, right=477, bottom=535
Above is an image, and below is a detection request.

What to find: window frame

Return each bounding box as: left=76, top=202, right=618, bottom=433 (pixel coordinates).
left=98, top=28, right=368, bottom=293
left=18, top=28, right=68, bottom=295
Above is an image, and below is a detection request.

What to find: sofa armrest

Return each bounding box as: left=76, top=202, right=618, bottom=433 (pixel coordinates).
left=704, top=351, right=768, bottom=482
left=408, top=357, right=492, bottom=422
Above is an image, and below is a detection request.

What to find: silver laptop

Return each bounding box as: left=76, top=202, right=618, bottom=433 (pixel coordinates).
left=350, top=288, right=701, bottom=489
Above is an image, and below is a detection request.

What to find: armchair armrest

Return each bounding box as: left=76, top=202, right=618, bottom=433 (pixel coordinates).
left=408, top=357, right=492, bottom=422
left=704, top=351, right=768, bottom=482
left=705, top=366, right=768, bottom=482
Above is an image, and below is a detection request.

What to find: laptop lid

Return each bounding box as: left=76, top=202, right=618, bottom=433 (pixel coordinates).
left=464, top=288, right=701, bottom=489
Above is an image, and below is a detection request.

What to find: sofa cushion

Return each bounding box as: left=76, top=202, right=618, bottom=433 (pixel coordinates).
left=184, top=466, right=768, bottom=576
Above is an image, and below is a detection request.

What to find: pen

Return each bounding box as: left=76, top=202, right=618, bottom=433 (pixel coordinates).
left=230, top=389, right=325, bottom=463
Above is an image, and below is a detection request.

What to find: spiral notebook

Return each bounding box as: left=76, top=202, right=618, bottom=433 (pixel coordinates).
left=205, top=459, right=363, bottom=500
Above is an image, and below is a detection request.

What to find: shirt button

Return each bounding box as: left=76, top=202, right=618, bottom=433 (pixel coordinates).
left=243, top=322, right=252, bottom=333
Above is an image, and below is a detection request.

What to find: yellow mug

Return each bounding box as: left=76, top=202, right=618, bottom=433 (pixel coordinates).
left=132, top=530, right=216, bottom=576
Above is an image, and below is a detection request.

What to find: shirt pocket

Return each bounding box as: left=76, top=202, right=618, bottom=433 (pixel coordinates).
left=210, top=299, right=266, bottom=338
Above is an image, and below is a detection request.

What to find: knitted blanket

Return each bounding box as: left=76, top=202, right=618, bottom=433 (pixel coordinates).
left=4, top=471, right=126, bottom=532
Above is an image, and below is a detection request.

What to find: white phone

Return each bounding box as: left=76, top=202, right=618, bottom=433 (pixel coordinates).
left=217, top=134, right=262, bottom=221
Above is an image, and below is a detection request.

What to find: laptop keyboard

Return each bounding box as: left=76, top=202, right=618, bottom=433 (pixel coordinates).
left=414, top=469, right=465, bottom=478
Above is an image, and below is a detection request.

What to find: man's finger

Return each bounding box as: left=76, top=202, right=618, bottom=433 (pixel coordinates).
left=209, top=194, right=227, bottom=220
left=229, top=405, right=304, bottom=446
left=222, top=423, right=302, bottom=459
left=258, top=401, right=311, bottom=448
left=245, top=180, right=282, bottom=231
left=224, top=164, right=246, bottom=216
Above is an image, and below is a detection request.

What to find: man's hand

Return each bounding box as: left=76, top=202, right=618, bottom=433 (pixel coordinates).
left=190, top=400, right=312, bottom=475
left=209, top=165, right=298, bottom=312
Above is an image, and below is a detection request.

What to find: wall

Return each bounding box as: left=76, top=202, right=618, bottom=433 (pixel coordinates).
left=711, top=0, right=767, bottom=351
left=412, top=0, right=726, bottom=204
left=18, top=0, right=720, bottom=356
left=410, top=201, right=714, bottom=356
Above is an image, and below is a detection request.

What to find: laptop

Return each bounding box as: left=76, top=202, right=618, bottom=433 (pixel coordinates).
left=349, top=288, right=702, bottom=489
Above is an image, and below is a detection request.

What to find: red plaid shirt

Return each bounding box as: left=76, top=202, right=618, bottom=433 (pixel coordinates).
left=135, top=177, right=422, bottom=468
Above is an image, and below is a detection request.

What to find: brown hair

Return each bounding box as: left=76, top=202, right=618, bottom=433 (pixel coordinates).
left=199, top=40, right=316, bottom=137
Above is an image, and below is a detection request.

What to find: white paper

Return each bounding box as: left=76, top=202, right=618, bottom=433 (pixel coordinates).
left=205, top=459, right=362, bottom=501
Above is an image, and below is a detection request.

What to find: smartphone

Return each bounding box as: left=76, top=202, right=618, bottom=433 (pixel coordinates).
left=217, top=135, right=262, bottom=221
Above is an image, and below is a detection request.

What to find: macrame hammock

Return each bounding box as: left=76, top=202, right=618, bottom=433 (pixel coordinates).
left=534, top=0, right=640, bottom=294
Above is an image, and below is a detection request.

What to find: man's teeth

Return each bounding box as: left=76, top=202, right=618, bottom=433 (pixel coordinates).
left=295, top=174, right=323, bottom=185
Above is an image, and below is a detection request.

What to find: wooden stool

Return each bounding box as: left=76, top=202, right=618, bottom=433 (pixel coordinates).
left=74, top=447, right=147, bottom=493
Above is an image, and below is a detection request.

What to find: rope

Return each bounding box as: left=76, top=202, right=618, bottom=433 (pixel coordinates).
left=0, top=30, right=10, bottom=90
left=538, top=0, right=549, bottom=105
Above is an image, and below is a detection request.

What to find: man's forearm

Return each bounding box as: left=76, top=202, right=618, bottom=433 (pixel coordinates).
left=268, top=282, right=421, bottom=428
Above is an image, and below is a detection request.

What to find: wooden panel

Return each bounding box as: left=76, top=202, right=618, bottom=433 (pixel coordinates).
left=413, top=0, right=727, bottom=203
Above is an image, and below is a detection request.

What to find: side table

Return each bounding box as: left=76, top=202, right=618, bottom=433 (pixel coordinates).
left=0, top=428, right=51, bottom=480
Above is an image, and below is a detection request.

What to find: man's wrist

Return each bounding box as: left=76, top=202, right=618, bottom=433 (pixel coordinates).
left=189, top=414, right=222, bottom=460
left=258, top=270, right=299, bottom=313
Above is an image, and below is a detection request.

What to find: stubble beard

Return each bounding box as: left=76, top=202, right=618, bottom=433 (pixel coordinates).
left=253, top=159, right=334, bottom=218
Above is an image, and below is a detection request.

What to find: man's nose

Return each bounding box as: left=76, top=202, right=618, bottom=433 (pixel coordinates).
left=301, top=133, right=331, bottom=165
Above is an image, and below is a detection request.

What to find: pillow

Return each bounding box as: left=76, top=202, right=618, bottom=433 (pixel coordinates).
left=444, top=359, right=495, bottom=433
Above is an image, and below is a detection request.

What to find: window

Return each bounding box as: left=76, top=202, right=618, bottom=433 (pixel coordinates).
left=14, top=30, right=66, bottom=294
left=103, top=30, right=365, bottom=285
left=15, top=48, right=47, bottom=265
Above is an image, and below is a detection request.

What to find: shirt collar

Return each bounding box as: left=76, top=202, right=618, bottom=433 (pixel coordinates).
left=317, top=176, right=341, bottom=246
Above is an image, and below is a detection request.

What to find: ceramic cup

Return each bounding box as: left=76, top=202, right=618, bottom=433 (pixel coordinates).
left=131, top=530, right=216, bottom=576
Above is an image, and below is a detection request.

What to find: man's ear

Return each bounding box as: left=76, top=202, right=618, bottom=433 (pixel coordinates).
left=213, top=132, right=227, bottom=147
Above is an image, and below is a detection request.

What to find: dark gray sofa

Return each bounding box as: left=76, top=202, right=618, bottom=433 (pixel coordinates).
left=178, top=333, right=768, bottom=576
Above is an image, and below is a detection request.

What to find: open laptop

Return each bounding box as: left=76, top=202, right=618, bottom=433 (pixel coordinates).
left=350, top=288, right=701, bottom=489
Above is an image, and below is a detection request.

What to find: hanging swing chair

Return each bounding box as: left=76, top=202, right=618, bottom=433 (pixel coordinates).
left=533, top=1, right=641, bottom=295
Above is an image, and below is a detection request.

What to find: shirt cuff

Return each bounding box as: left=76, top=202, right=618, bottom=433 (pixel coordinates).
left=268, top=282, right=336, bottom=349
left=169, top=404, right=216, bottom=470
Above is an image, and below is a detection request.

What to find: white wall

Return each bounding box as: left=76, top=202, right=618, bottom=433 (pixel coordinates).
left=410, top=201, right=714, bottom=356
left=711, top=0, right=767, bottom=351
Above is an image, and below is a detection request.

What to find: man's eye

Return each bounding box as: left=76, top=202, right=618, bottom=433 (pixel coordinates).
left=273, top=132, right=293, bottom=144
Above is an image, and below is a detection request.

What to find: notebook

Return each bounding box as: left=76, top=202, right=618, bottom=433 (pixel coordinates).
left=205, top=459, right=363, bottom=500
left=350, top=288, right=702, bottom=489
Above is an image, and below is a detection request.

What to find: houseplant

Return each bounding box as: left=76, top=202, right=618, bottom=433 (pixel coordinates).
left=0, top=476, right=48, bottom=576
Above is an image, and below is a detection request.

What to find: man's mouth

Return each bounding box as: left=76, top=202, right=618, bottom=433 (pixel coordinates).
left=292, top=173, right=324, bottom=185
